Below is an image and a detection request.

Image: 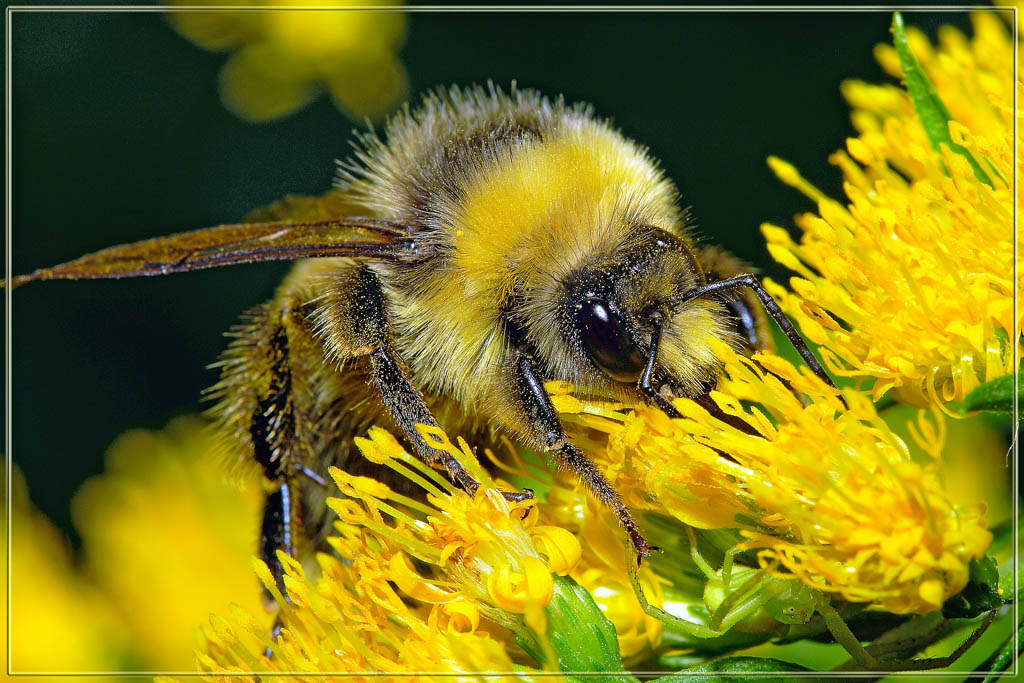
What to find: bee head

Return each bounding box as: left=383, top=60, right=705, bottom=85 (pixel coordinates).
left=526, top=226, right=733, bottom=402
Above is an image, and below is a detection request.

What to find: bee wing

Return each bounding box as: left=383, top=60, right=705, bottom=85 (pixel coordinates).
left=7, top=217, right=415, bottom=288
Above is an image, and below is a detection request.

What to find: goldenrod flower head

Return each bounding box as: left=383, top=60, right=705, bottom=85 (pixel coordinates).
left=199, top=551, right=534, bottom=679
left=552, top=340, right=991, bottom=616
left=336, top=426, right=581, bottom=624
left=193, top=552, right=536, bottom=679
left=197, top=425, right=586, bottom=677
left=762, top=12, right=1017, bottom=410
left=168, top=0, right=408, bottom=122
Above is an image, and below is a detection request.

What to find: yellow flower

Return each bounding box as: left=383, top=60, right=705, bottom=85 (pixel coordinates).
left=552, top=339, right=991, bottom=616
left=196, top=425, right=582, bottom=677
left=761, top=12, right=1017, bottom=410
left=168, top=0, right=408, bottom=122
left=993, top=2, right=1021, bottom=32
left=71, top=416, right=265, bottom=670
left=523, top=448, right=667, bottom=659
left=8, top=471, right=129, bottom=677
left=200, top=551, right=536, bottom=679
left=883, top=403, right=1013, bottom=528
left=339, top=426, right=579, bottom=623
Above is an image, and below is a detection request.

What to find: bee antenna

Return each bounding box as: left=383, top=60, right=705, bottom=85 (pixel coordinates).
left=674, top=274, right=847, bottom=408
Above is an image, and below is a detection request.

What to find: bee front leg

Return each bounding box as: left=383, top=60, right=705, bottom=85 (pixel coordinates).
left=367, top=344, right=480, bottom=492
left=511, top=349, right=654, bottom=559
left=319, top=265, right=529, bottom=503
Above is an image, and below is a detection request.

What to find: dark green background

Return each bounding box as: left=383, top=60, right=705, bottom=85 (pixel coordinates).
left=10, top=7, right=974, bottom=543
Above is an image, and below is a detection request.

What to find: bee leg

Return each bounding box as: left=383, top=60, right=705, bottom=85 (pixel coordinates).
left=693, top=245, right=770, bottom=352
left=256, top=459, right=295, bottom=659
left=512, top=349, right=654, bottom=559
left=368, top=344, right=482, bottom=492
left=368, top=345, right=535, bottom=508
left=225, top=317, right=306, bottom=658
left=247, top=323, right=299, bottom=604
left=677, top=274, right=847, bottom=408
left=321, top=265, right=531, bottom=502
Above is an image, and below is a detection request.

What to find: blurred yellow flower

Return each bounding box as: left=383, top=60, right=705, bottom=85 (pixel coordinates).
left=168, top=0, right=408, bottom=122
left=71, top=416, right=265, bottom=671
left=762, top=12, right=1017, bottom=410
left=8, top=471, right=128, bottom=677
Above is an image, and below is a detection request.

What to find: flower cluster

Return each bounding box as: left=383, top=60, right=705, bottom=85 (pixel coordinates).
left=761, top=12, right=1017, bottom=410
left=198, top=426, right=589, bottom=677
left=553, top=340, right=992, bottom=616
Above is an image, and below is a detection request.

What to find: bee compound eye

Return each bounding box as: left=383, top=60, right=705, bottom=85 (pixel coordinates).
left=577, top=297, right=647, bottom=383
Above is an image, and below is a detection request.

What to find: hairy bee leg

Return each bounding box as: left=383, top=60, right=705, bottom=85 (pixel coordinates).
left=328, top=266, right=529, bottom=503
left=235, top=319, right=305, bottom=659
left=512, top=349, right=654, bottom=558
left=247, top=324, right=300, bottom=606
left=694, top=245, right=770, bottom=353
left=367, top=344, right=480, bottom=491
left=367, top=345, right=534, bottom=505
left=259, top=484, right=295, bottom=601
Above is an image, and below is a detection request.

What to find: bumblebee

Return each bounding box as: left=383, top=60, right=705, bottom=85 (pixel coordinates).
left=10, top=85, right=838, bottom=594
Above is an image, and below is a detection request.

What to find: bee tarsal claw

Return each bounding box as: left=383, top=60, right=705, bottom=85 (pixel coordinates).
left=631, top=535, right=660, bottom=565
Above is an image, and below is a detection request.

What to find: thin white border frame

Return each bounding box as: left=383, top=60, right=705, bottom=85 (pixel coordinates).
left=3, top=3, right=1018, bottom=678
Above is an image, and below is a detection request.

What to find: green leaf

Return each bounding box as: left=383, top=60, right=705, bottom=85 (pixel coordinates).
left=658, top=656, right=827, bottom=683
left=981, top=630, right=1022, bottom=683
left=890, top=12, right=994, bottom=187
left=963, top=374, right=1020, bottom=414
left=516, top=575, right=637, bottom=683
left=998, top=554, right=1023, bottom=602
left=981, top=610, right=1024, bottom=683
